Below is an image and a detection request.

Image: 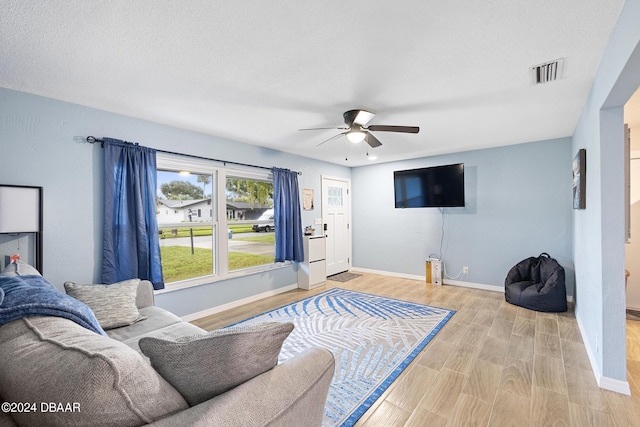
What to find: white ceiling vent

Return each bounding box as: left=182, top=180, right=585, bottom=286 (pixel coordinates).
left=531, top=59, right=564, bottom=84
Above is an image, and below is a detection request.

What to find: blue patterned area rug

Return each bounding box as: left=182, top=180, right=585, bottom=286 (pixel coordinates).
left=229, top=288, right=455, bottom=426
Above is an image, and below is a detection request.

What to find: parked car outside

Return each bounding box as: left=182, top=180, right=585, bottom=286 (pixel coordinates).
left=252, top=209, right=275, bottom=232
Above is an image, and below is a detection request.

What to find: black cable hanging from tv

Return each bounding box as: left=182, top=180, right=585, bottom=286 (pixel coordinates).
left=85, top=136, right=301, bottom=175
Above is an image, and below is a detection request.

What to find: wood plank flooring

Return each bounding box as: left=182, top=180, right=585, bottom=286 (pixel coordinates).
left=191, top=273, right=640, bottom=426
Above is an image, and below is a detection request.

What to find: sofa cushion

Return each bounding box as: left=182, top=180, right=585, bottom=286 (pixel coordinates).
left=0, top=410, right=18, bottom=427
left=139, top=322, right=294, bottom=406
left=0, top=316, right=188, bottom=427
left=64, top=279, right=146, bottom=330
left=0, top=260, right=41, bottom=277
left=122, top=321, right=206, bottom=353
left=106, top=305, right=183, bottom=342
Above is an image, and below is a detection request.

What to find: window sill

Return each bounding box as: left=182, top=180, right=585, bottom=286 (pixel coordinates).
left=154, top=261, right=292, bottom=295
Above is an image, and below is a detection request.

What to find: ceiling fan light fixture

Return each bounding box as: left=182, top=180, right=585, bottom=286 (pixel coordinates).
left=346, top=130, right=366, bottom=143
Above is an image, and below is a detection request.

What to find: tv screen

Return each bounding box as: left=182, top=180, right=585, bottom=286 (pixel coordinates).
left=394, top=163, right=465, bottom=208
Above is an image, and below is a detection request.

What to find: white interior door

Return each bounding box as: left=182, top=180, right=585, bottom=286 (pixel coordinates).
left=322, top=176, right=351, bottom=276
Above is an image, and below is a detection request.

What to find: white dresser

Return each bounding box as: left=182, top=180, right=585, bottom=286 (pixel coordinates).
left=298, top=235, right=326, bottom=290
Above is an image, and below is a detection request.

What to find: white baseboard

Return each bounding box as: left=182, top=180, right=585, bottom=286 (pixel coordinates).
left=443, top=279, right=503, bottom=293
left=599, top=376, right=631, bottom=395
left=351, top=267, right=574, bottom=302
left=181, top=283, right=299, bottom=322
left=575, top=310, right=631, bottom=395
left=350, top=267, right=423, bottom=281
left=445, top=279, right=574, bottom=302
left=350, top=267, right=500, bottom=292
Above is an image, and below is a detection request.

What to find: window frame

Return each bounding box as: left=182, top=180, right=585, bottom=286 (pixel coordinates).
left=155, top=153, right=288, bottom=293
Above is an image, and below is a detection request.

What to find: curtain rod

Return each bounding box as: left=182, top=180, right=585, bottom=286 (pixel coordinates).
left=86, top=136, right=301, bottom=175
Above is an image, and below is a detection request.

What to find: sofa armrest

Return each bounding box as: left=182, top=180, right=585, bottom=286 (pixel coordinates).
left=136, top=280, right=155, bottom=309
left=0, top=410, right=18, bottom=427
left=147, top=347, right=335, bottom=427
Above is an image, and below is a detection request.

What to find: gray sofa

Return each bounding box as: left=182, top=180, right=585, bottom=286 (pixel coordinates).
left=0, top=279, right=335, bottom=427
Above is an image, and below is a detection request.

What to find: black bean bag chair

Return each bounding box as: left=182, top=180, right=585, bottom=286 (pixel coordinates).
left=505, top=253, right=567, bottom=312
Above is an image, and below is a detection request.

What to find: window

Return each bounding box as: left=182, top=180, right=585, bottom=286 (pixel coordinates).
left=156, top=154, right=283, bottom=288
left=156, top=168, right=215, bottom=284
left=328, top=186, right=343, bottom=207
left=226, top=174, right=275, bottom=272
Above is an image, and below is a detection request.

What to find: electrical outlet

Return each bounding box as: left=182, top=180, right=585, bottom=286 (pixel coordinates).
left=463, top=266, right=469, bottom=275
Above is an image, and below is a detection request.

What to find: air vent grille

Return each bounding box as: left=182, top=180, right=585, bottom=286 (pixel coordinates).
left=531, top=59, right=564, bottom=84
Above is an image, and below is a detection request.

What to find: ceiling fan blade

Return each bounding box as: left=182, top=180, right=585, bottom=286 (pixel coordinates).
left=365, top=132, right=383, bottom=148
left=316, top=132, right=346, bottom=147
left=367, top=125, right=420, bottom=133
left=299, top=127, right=348, bottom=131
left=343, top=109, right=375, bottom=126
left=353, top=110, right=376, bottom=126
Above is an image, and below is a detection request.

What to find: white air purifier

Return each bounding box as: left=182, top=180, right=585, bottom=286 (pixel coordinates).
left=426, top=258, right=442, bottom=285
left=431, top=259, right=442, bottom=285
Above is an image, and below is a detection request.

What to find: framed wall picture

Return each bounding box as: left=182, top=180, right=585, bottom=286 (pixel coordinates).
left=303, top=188, right=314, bottom=210
left=572, top=149, right=586, bottom=209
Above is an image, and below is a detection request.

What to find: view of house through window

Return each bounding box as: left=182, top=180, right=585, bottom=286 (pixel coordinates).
left=157, top=170, right=215, bottom=283
left=226, top=175, right=275, bottom=272
left=156, top=160, right=279, bottom=286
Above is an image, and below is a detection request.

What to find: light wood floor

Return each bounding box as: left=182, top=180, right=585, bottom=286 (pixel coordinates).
left=192, top=273, right=640, bottom=427
left=627, top=318, right=640, bottom=398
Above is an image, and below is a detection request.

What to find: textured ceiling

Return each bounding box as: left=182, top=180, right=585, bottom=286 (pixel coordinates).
left=0, top=1, right=626, bottom=166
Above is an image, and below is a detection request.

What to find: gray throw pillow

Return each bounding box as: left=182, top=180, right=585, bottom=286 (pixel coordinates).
left=139, top=322, right=294, bottom=406
left=0, top=260, right=41, bottom=277
left=64, top=279, right=146, bottom=330
left=0, top=316, right=188, bottom=426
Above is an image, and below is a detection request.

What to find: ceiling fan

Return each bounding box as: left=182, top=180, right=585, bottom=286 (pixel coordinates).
left=299, top=109, right=420, bottom=148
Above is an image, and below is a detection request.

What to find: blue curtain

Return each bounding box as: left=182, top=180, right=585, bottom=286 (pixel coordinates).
left=272, top=167, right=304, bottom=262
left=103, top=138, right=164, bottom=290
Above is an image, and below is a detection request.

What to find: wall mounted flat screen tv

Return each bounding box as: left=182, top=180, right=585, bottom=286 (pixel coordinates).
left=394, top=163, right=465, bottom=208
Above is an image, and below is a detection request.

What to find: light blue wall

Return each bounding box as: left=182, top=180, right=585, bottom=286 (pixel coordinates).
left=572, top=0, right=640, bottom=384
left=352, top=138, right=574, bottom=293
left=0, top=85, right=576, bottom=319
left=0, top=87, right=350, bottom=317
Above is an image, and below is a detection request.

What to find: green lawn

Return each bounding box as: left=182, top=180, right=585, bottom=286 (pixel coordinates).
left=160, top=246, right=213, bottom=282
left=160, top=246, right=273, bottom=283
left=235, top=234, right=275, bottom=243
left=228, top=251, right=274, bottom=270
left=228, top=224, right=255, bottom=233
